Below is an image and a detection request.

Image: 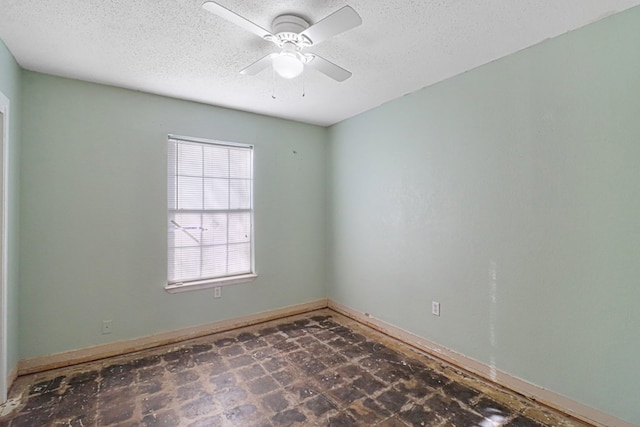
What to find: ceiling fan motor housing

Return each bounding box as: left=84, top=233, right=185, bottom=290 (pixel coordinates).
left=270, top=15, right=312, bottom=47
left=272, top=15, right=309, bottom=34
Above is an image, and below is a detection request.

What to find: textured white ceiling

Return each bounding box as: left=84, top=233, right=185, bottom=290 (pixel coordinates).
left=1, top=0, right=639, bottom=126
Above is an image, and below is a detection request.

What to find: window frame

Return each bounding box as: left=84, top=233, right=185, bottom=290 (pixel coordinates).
left=165, top=134, right=257, bottom=294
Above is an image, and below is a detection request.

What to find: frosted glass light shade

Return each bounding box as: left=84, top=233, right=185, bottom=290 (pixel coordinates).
left=273, top=52, right=303, bottom=79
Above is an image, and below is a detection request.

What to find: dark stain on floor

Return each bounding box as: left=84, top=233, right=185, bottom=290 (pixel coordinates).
left=0, top=309, right=589, bottom=426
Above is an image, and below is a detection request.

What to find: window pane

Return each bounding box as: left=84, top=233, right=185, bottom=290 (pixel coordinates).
left=202, top=245, right=228, bottom=277
left=201, top=213, right=227, bottom=246
left=169, top=246, right=201, bottom=281
left=204, top=144, right=229, bottom=178
left=169, top=213, right=203, bottom=249
left=177, top=143, right=203, bottom=177
left=177, top=176, right=203, bottom=210
left=204, top=178, right=229, bottom=210
left=230, top=179, right=251, bottom=210
left=230, top=148, right=251, bottom=179
left=228, top=212, right=250, bottom=244
left=228, top=243, right=251, bottom=275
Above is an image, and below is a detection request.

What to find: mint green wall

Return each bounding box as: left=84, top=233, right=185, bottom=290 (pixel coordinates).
left=328, top=7, right=640, bottom=425
left=19, top=72, right=327, bottom=359
left=0, top=39, right=21, bottom=377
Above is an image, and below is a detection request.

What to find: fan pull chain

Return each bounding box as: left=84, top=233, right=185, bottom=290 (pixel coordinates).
left=301, top=67, right=306, bottom=98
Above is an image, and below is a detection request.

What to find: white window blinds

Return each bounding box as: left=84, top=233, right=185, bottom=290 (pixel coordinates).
left=168, top=136, right=254, bottom=285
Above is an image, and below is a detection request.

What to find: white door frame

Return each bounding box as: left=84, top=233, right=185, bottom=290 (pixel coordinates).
left=0, top=91, right=9, bottom=403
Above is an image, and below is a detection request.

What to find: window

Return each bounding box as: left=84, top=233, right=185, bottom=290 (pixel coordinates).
left=166, top=135, right=256, bottom=293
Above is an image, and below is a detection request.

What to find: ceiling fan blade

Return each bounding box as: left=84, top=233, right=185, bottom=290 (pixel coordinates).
left=202, top=1, right=274, bottom=40
left=299, top=6, right=362, bottom=46
left=240, top=53, right=277, bottom=75
left=305, top=54, right=352, bottom=82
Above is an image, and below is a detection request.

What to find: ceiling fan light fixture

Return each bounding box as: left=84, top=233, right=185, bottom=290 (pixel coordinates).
left=273, top=52, right=303, bottom=79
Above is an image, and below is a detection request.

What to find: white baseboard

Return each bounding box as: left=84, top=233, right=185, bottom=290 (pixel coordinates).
left=328, top=299, right=635, bottom=427
left=18, top=299, right=328, bottom=376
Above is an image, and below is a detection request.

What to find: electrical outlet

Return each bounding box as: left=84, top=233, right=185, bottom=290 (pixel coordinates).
left=214, top=287, right=221, bottom=299
left=431, top=301, right=440, bottom=317
left=102, top=319, right=113, bottom=335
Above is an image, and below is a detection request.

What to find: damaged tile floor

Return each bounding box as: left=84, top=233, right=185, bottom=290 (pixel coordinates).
left=0, top=309, right=590, bottom=427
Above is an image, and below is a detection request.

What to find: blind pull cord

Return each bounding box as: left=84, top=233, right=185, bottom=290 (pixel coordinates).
left=170, top=220, right=202, bottom=244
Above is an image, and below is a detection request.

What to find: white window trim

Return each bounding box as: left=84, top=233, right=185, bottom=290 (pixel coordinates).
left=165, top=134, right=257, bottom=293
left=165, top=273, right=258, bottom=294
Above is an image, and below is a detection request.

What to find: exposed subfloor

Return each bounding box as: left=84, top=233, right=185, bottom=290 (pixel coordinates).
left=0, top=309, right=590, bottom=427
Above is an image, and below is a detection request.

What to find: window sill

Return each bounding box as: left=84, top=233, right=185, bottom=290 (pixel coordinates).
left=165, top=273, right=258, bottom=294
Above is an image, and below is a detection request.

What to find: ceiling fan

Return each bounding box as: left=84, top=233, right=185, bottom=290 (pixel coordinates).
left=201, top=2, right=362, bottom=82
